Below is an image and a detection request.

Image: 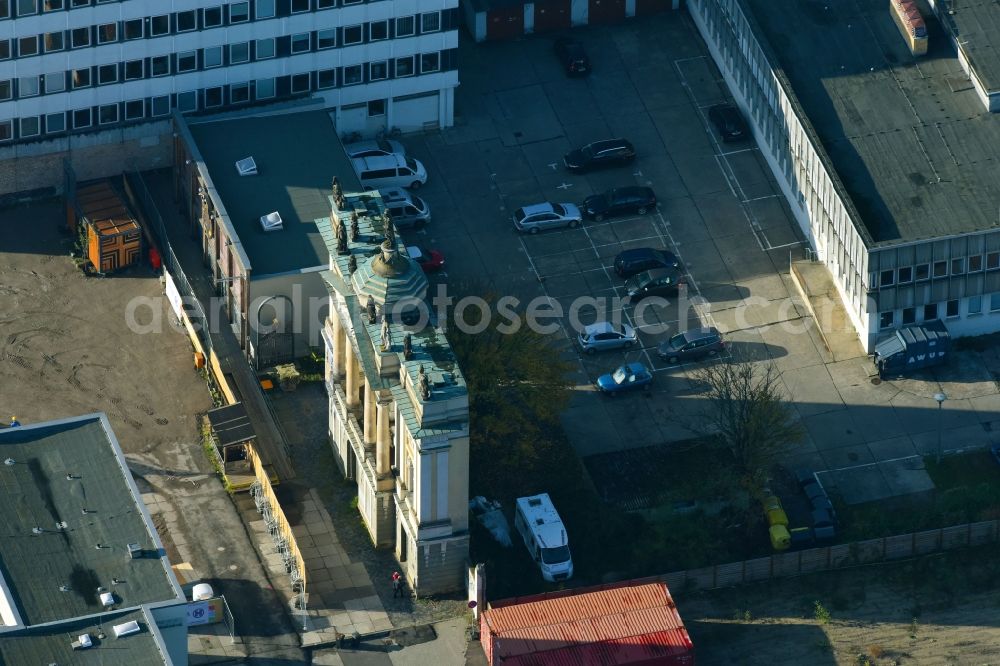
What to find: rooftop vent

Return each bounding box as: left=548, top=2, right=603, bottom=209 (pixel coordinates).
left=59, top=584, right=71, bottom=592
left=100, top=592, right=115, bottom=608
left=260, top=211, right=283, bottom=232
left=528, top=498, right=542, bottom=507
left=112, top=620, right=140, bottom=639
left=71, top=633, right=93, bottom=650
left=535, top=518, right=544, bottom=525
left=4, top=458, right=15, bottom=466
left=235, top=156, right=257, bottom=176
left=127, top=543, right=142, bottom=559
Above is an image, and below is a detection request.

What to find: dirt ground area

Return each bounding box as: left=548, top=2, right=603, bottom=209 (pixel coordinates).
left=0, top=200, right=303, bottom=662
left=681, top=546, right=1000, bottom=665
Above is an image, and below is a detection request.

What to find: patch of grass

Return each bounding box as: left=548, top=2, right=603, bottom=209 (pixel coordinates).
left=296, top=348, right=325, bottom=382
left=837, top=451, right=1000, bottom=541
left=199, top=418, right=232, bottom=494
left=926, top=450, right=1000, bottom=490
left=813, top=600, right=831, bottom=625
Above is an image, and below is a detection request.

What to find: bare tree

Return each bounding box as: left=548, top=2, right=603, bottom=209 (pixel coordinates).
left=694, top=357, right=804, bottom=496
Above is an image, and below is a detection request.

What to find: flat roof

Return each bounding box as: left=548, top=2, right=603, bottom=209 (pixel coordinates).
left=187, top=108, right=361, bottom=276
left=935, top=0, right=1000, bottom=94
left=0, top=608, right=168, bottom=666
left=746, top=0, right=1000, bottom=245
left=0, top=415, right=181, bottom=627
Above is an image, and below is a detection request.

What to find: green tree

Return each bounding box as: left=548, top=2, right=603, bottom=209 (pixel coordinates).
left=445, top=291, right=574, bottom=500
left=693, top=356, right=803, bottom=499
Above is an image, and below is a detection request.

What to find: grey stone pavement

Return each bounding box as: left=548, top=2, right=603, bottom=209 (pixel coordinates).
left=391, top=15, right=1000, bottom=504
left=312, top=618, right=487, bottom=666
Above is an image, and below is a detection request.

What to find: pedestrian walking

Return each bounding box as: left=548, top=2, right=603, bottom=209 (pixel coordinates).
left=392, top=571, right=402, bottom=598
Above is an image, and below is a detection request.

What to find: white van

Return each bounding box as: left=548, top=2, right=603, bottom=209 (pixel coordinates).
left=514, top=493, right=573, bottom=582
left=353, top=154, right=427, bottom=190
left=381, top=187, right=432, bottom=229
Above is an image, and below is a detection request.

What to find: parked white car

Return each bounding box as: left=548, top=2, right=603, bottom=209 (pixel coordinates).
left=344, top=138, right=406, bottom=159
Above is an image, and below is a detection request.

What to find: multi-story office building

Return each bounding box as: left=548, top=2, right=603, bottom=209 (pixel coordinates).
left=688, top=0, right=1000, bottom=352
left=0, top=0, right=459, bottom=193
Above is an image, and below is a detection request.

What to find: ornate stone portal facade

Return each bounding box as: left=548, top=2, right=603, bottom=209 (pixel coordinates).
left=318, top=185, right=469, bottom=595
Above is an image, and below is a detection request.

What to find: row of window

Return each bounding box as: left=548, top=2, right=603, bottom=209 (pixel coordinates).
left=0, top=8, right=454, bottom=61
left=1, top=0, right=373, bottom=20
left=0, top=55, right=454, bottom=141
left=1, top=40, right=448, bottom=100
left=879, top=293, right=1000, bottom=330
left=878, top=253, right=1000, bottom=289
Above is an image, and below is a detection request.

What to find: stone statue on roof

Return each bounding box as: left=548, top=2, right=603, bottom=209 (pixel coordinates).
left=381, top=317, right=392, bottom=351
left=403, top=333, right=413, bottom=360
left=383, top=211, right=395, bottom=248
left=348, top=254, right=357, bottom=275
left=336, top=218, right=348, bottom=255
left=331, top=177, right=344, bottom=209
left=350, top=211, right=360, bottom=242
left=418, top=364, right=431, bottom=401
left=366, top=295, right=377, bottom=325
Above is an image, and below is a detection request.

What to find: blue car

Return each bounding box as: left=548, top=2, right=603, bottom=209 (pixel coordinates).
left=596, top=363, right=652, bottom=394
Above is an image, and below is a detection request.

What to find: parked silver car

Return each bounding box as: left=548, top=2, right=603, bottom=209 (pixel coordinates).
left=513, top=202, right=583, bottom=234
left=577, top=322, right=638, bottom=354
left=344, top=138, right=406, bottom=159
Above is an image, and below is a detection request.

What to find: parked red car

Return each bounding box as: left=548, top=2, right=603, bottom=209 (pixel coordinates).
left=406, top=245, right=445, bottom=273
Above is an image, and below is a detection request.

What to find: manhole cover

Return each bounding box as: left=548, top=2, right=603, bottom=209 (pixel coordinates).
left=870, top=377, right=882, bottom=385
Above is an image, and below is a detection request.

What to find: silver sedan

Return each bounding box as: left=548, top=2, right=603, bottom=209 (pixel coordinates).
left=577, top=322, right=638, bottom=354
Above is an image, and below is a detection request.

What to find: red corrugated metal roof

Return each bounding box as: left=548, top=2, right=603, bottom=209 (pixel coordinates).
left=482, top=581, right=694, bottom=665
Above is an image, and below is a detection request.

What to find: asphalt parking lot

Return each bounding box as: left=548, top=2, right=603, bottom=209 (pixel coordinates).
left=397, top=13, right=1000, bottom=496
left=399, top=14, right=807, bottom=456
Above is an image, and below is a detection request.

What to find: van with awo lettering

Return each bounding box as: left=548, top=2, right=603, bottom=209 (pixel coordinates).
left=514, top=493, right=573, bottom=582
left=873, top=319, right=950, bottom=378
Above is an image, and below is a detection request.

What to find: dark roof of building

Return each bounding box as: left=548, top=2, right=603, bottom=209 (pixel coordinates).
left=0, top=608, right=168, bottom=666
left=745, top=0, right=1000, bottom=246
left=935, top=0, right=1000, bottom=94
left=187, top=108, right=360, bottom=276
left=0, top=415, right=181, bottom=627
left=207, top=403, right=256, bottom=448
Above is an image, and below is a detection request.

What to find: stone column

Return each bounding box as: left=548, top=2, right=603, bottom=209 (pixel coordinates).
left=345, top=346, right=360, bottom=410
left=363, top=379, right=377, bottom=446
left=376, top=397, right=392, bottom=477
left=329, top=313, right=344, bottom=378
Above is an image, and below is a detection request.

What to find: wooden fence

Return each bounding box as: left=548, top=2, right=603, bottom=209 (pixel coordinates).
left=651, top=520, right=1000, bottom=592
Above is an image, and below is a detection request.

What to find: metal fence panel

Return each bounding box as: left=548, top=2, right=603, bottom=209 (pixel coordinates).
left=884, top=534, right=915, bottom=560
left=771, top=552, right=800, bottom=577
left=941, top=524, right=971, bottom=550
left=828, top=544, right=855, bottom=568
left=969, top=520, right=999, bottom=545
left=715, top=561, right=746, bottom=588
left=798, top=547, right=829, bottom=573
left=855, top=538, right=886, bottom=563
left=743, top=557, right=772, bottom=582
left=914, top=529, right=942, bottom=555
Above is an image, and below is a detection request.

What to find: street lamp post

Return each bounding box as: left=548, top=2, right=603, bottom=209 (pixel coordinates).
left=934, top=392, right=947, bottom=463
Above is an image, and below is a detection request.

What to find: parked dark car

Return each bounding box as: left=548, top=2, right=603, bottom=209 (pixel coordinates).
left=708, top=103, right=749, bottom=142
left=657, top=327, right=725, bottom=364
left=624, top=267, right=686, bottom=302
left=613, top=247, right=679, bottom=278
left=554, top=37, right=590, bottom=77
left=595, top=362, right=653, bottom=394
left=563, top=139, right=635, bottom=173
left=583, top=186, right=657, bottom=222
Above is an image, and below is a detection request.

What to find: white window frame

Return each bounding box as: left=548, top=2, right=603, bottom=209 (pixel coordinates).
left=44, top=72, right=65, bottom=94
left=124, top=99, right=144, bottom=121
left=19, top=35, right=39, bottom=56
left=203, top=6, right=223, bottom=27
left=70, top=27, right=90, bottom=48
left=46, top=111, right=66, bottom=132
left=229, top=1, right=249, bottom=23
left=98, top=103, right=118, bottom=125
left=421, top=52, right=440, bottom=74
left=204, top=86, right=224, bottom=108
left=124, top=59, right=143, bottom=80
left=343, top=25, right=363, bottom=45
left=151, top=95, right=170, bottom=117
left=317, top=29, right=335, bottom=49
left=256, top=38, right=275, bottom=59
left=0, top=80, right=10, bottom=100
left=290, top=72, right=310, bottom=93
left=177, top=91, right=197, bottom=113
left=396, top=56, right=415, bottom=77
left=176, top=10, right=197, bottom=32
left=204, top=46, right=223, bottom=69
left=230, top=82, right=250, bottom=104
left=44, top=32, right=63, bottom=52
left=421, top=11, right=440, bottom=33
left=123, top=19, right=143, bottom=40
left=291, top=32, right=310, bottom=53
left=256, top=0, right=275, bottom=19
left=230, top=42, right=250, bottom=64
left=71, top=68, right=91, bottom=89
left=369, top=20, right=389, bottom=41
left=17, top=0, right=37, bottom=16
left=18, top=75, right=40, bottom=97
left=317, top=68, right=335, bottom=89
left=369, top=60, right=388, bottom=81
left=256, top=77, right=275, bottom=99
left=72, top=108, right=92, bottom=129
left=97, top=63, right=117, bottom=85
left=150, top=14, right=170, bottom=37
left=177, top=50, right=197, bottom=73
left=290, top=0, right=310, bottom=13
left=20, top=116, right=40, bottom=137
left=343, top=65, right=362, bottom=86
left=396, top=16, right=415, bottom=37
left=0, top=120, right=13, bottom=142
left=97, top=22, right=117, bottom=44
left=150, top=55, right=170, bottom=77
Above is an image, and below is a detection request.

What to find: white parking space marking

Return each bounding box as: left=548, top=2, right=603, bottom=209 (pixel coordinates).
left=675, top=57, right=807, bottom=254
